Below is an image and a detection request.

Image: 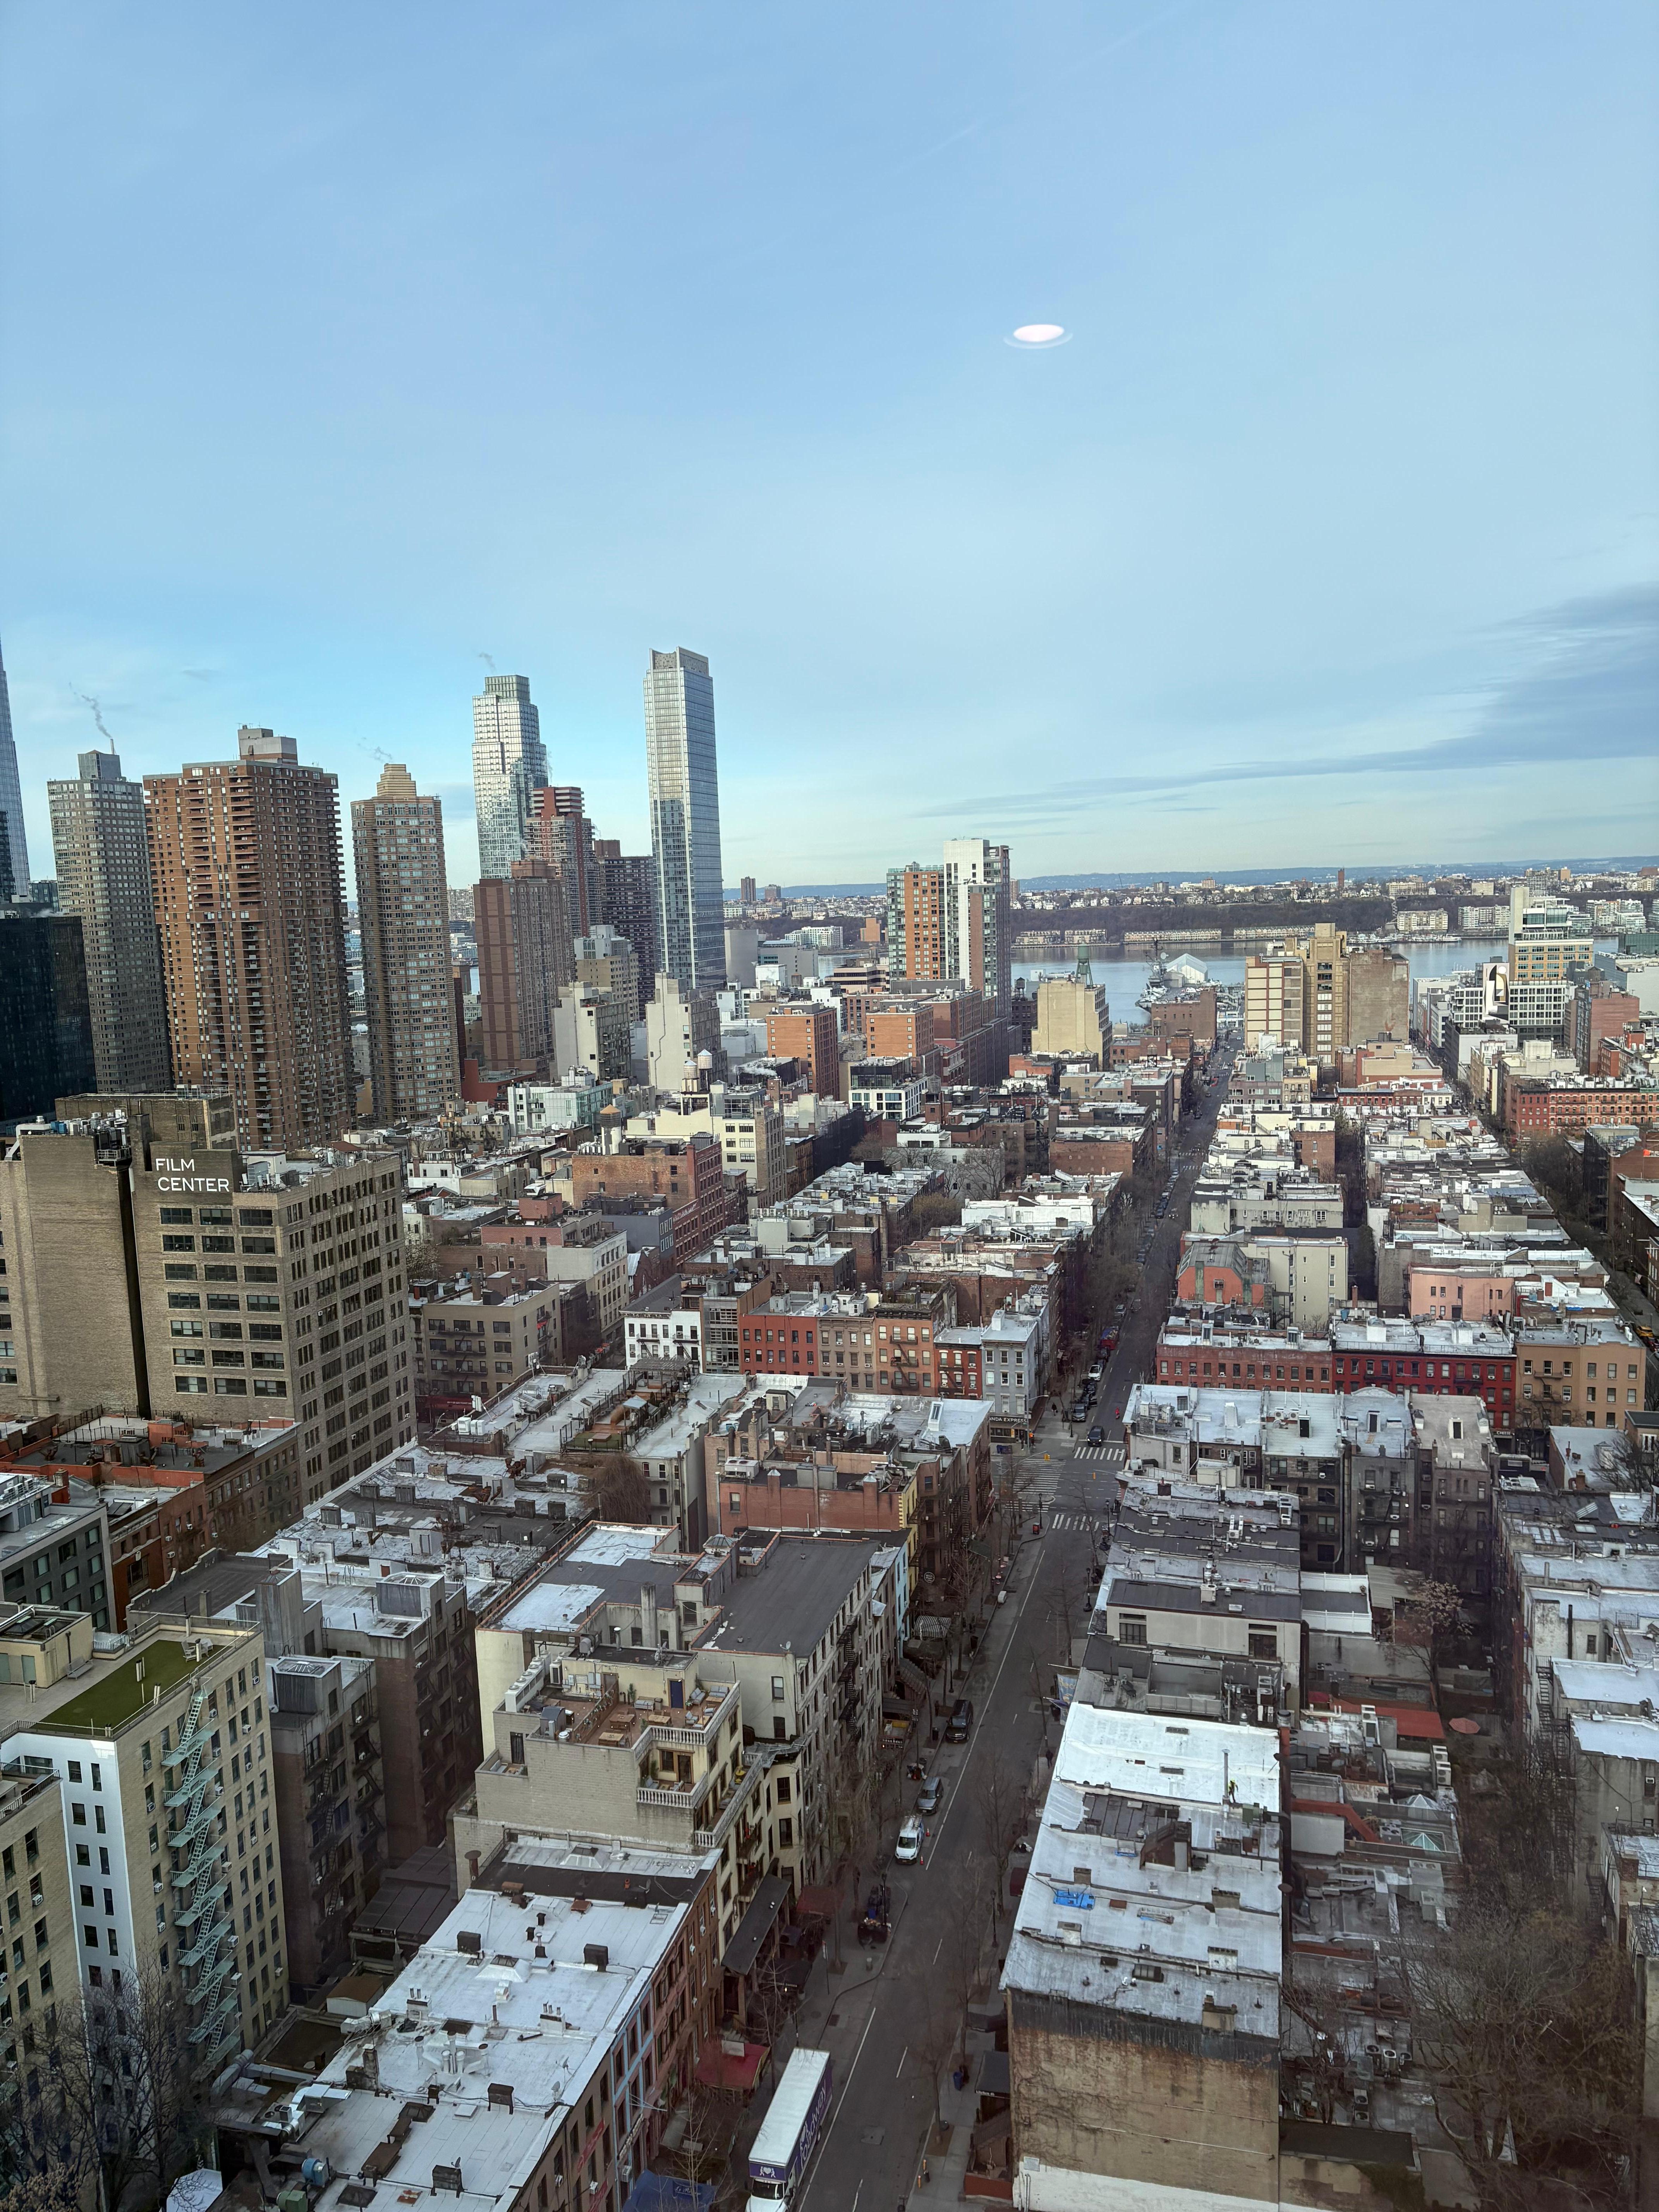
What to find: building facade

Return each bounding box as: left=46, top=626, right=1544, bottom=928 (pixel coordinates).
left=47, top=749, right=171, bottom=1093
left=146, top=728, right=353, bottom=1149
left=645, top=648, right=726, bottom=994
left=472, top=674, right=548, bottom=881
left=352, top=764, right=460, bottom=1120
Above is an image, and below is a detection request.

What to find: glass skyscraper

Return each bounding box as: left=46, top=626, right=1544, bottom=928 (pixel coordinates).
left=0, top=635, right=28, bottom=900
left=472, top=674, right=548, bottom=880
left=644, top=647, right=726, bottom=993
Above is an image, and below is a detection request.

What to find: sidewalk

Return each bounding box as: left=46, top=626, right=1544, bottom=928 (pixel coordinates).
left=904, top=2027, right=996, bottom=2205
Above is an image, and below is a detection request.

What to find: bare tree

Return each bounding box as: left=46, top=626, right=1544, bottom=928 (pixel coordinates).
left=975, top=1754, right=1024, bottom=1928
left=38, top=1965, right=208, bottom=2212
left=587, top=1454, right=652, bottom=1523
left=1399, top=1900, right=1637, bottom=2208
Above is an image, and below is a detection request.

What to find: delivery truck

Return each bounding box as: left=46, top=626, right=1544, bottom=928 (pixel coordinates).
left=745, top=2046, right=832, bottom=2210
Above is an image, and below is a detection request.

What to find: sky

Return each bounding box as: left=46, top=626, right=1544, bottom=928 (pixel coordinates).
left=2, top=3, right=1656, bottom=893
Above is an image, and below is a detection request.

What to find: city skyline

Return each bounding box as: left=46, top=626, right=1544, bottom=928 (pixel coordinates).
left=2, top=6, right=1654, bottom=886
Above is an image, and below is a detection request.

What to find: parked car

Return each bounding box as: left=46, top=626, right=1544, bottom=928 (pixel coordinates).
left=947, top=1698, right=974, bottom=1742
left=895, top=1818, right=924, bottom=1863
left=1087, top=1362, right=1104, bottom=1382
left=917, top=1776, right=944, bottom=1814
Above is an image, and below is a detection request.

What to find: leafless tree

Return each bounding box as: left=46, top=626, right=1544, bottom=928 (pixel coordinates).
left=587, top=1454, right=652, bottom=1523
left=38, top=1965, right=208, bottom=2212
left=975, top=1754, right=1024, bottom=1927
left=1398, top=1900, right=1637, bottom=2209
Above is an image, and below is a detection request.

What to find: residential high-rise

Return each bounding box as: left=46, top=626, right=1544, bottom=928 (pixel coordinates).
left=645, top=647, right=726, bottom=992
left=0, top=1613, right=289, bottom=2063
left=471, top=673, right=547, bottom=880
left=474, top=859, right=573, bottom=1074
left=0, top=909, right=94, bottom=1125
left=594, top=837, right=659, bottom=1001
left=351, top=764, right=460, bottom=1121
left=146, top=729, right=352, bottom=1149
left=886, top=838, right=1012, bottom=1015
left=740, top=874, right=757, bottom=905
left=0, top=635, right=28, bottom=900
left=943, top=836, right=1012, bottom=1016
left=48, top=749, right=171, bottom=1092
left=529, top=782, right=595, bottom=943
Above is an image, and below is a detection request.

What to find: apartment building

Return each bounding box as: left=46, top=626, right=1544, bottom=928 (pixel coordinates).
left=476, top=860, right=574, bottom=1075
left=351, top=764, right=460, bottom=1120
left=410, top=1277, right=563, bottom=1406
left=467, top=1522, right=895, bottom=1914
left=552, top=982, right=632, bottom=1085
left=0, top=1762, right=77, bottom=2150
left=764, top=1003, right=840, bottom=1096
left=568, top=1130, right=731, bottom=1263
left=1032, top=970, right=1108, bottom=1062
left=215, top=1855, right=720, bottom=2212
left=146, top=728, right=352, bottom=1150
left=1005, top=1704, right=1284, bottom=2203
left=266, top=1648, right=385, bottom=1997
left=1515, top=1318, right=1647, bottom=1434
left=0, top=1616, right=286, bottom=2066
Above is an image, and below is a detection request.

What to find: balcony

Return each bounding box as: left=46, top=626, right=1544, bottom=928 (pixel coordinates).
left=691, top=1760, right=763, bottom=1853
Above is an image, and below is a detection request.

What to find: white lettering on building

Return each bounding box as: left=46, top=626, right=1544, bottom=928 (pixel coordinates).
left=154, top=1156, right=233, bottom=1194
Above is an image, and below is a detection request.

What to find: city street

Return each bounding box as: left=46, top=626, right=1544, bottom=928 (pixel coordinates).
left=778, top=1040, right=1237, bottom=2209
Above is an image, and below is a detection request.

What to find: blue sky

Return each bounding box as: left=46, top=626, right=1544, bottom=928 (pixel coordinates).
left=3, top=2, right=1656, bottom=890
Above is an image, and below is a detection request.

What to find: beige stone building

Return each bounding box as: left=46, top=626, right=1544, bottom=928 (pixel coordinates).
left=0, top=1761, right=78, bottom=2152
left=1032, top=970, right=1108, bottom=1064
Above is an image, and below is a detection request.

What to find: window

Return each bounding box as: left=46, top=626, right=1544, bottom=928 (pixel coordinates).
left=1118, top=1616, right=1147, bottom=1646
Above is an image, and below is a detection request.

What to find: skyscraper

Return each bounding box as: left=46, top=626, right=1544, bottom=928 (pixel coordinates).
left=886, top=838, right=1013, bottom=1016
left=645, top=647, right=726, bottom=992
left=531, top=783, right=596, bottom=943
left=48, top=749, right=172, bottom=1091
left=593, top=838, right=658, bottom=1003
left=942, top=837, right=1012, bottom=1017
left=472, top=674, right=548, bottom=879
left=146, top=728, right=353, bottom=1149
left=352, top=763, right=460, bottom=1120
left=0, top=635, right=28, bottom=900
left=474, top=859, right=573, bottom=1074
left=0, top=910, right=94, bottom=1123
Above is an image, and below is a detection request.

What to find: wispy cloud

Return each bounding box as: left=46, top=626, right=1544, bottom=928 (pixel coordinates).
left=919, top=585, right=1659, bottom=826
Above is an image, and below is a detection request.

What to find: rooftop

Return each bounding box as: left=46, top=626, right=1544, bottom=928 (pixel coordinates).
left=8, top=1625, right=220, bottom=1738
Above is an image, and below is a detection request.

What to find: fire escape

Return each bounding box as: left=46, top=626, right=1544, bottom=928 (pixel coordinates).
left=165, top=1690, right=239, bottom=2050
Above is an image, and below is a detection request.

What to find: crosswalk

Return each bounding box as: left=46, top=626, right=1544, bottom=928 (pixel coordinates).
left=1071, top=1445, right=1124, bottom=1466
left=1046, top=1511, right=1101, bottom=1532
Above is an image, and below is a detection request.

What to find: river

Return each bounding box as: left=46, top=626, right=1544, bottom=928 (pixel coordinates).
left=1011, top=937, right=1618, bottom=1019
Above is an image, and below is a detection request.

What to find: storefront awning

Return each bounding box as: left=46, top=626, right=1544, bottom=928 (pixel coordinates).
left=693, top=2038, right=768, bottom=2093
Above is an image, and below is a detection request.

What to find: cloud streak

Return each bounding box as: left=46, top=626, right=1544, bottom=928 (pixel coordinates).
left=919, top=586, right=1659, bottom=826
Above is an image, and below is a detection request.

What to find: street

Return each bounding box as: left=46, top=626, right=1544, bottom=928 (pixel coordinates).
left=782, top=1039, right=1237, bottom=2209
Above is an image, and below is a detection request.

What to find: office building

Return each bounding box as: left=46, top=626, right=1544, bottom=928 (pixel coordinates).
left=0, top=1100, right=415, bottom=1496
left=0, top=910, right=94, bottom=1125
left=472, top=674, right=548, bottom=881
left=645, top=647, right=726, bottom=992
left=47, top=750, right=170, bottom=1093
left=0, top=1614, right=287, bottom=2063
left=146, top=728, right=352, bottom=1150
left=593, top=838, right=659, bottom=1002
left=475, top=860, right=574, bottom=1075
left=0, top=635, right=26, bottom=900
left=351, top=764, right=460, bottom=1121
